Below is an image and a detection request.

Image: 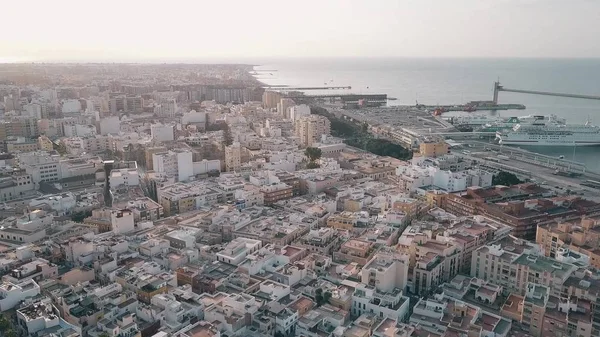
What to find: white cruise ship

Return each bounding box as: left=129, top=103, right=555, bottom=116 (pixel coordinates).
left=496, top=116, right=600, bottom=146
left=451, top=114, right=501, bottom=126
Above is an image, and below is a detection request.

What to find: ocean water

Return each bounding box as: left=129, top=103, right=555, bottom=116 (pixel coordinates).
left=254, top=58, right=600, bottom=168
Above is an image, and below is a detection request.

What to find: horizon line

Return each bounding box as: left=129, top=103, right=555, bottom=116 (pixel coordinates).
left=3, top=55, right=600, bottom=65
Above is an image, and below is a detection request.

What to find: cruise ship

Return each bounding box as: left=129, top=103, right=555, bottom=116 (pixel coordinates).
left=451, top=114, right=501, bottom=126
left=496, top=115, right=600, bottom=146
left=480, top=115, right=566, bottom=132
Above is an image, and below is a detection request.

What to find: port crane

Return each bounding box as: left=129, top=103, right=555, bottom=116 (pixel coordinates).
left=493, top=81, right=600, bottom=104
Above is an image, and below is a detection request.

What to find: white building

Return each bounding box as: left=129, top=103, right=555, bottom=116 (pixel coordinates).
left=29, top=193, right=76, bottom=216
left=0, top=279, right=40, bottom=311
left=289, top=104, right=311, bottom=120
left=352, top=283, right=410, bottom=321
left=110, top=167, right=140, bottom=190
left=433, top=170, right=468, bottom=192
left=151, top=123, right=175, bottom=142
left=361, top=252, right=409, bottom=293
left=397, top=165, right=493, bottom=193
left=152, top=150, right=194, bottom=182
left=157, top=99, right=178, bottom=117
left=313, top=135, right=347, bottom=157
left=181, top=110, right=206, bottom=126
left=111, top=209, right=135, bottom=235
left=234, top=185, right=264, bottom=208
left=259, top=280, right=290, bottom=301
left=193, top=159, right=221, bottom=176
left=63, top=124, right=96, bottom=137
left=61, top=99, right=82, bottom=113
left=17, top=298, right=80, bottom=336
left=99, top=116, right=121, bottom=135
left=215, top=238, right=262, bottom=265
left=24, top=103, right=44, bottom=119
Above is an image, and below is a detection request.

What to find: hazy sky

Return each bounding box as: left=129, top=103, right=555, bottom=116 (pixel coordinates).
left=2, top=0, right=600, bottom=62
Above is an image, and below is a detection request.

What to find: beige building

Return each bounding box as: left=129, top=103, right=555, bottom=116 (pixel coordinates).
left=294, top=115, right=331, bottom=148
left=471, top=238, right=576, bottom=296
left=277, top=98, right=295, bottom=118
left=262, top=91, right=283, bottom=109
left=225, top=142, right=242, bottom=172
left=38, top=136, right=54, bottom=152
left=536, top=217, right=600, bottom=265
left=412, top=240, right=462, bottom=295
left=418, top=140, right=449, bottom=158
left=145, top=146, right=167, bottom=170
left=6, top=139, right=39, bottom=153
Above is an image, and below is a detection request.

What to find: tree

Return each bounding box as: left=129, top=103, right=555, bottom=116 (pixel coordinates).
left=55, top=142, right=68, bottom=155
left=304, top=147, right=322, bottom=162
left=0, top=316, right=10, bottom=330
left=492, top=171, right=522, bottom=186
left=323, top=291, right=332, bottom=303
left=310, top=106, right=412, bottom=161
left=315, top=288, right=330, bottom=306
left=306, top=162, right=321, bottom=169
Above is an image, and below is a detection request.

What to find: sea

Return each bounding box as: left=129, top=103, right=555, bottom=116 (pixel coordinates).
left=253, top=58, right=600, bottom=169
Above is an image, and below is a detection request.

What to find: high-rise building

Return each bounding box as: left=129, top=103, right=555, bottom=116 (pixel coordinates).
left=262, top=91, right=282, bottom=109
left=294, top=115, right=331, bottom=148
left=145, top=146, right=168, bottom=170
left=225, top=142, right=241, bottom=172
left=277, top=98, right=295, bottom=118
left=0, top=118, right=39, bottom=141
left=109, top=95, right=127, bottom=113
left=289, top=104, right=311, bottom=120
left=152, top=150, right=194, bottom=182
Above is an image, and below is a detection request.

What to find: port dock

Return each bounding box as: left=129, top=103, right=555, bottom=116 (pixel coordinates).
left=493, top=81, right=600, bottom=103
left=265, top=85, right=352, bottom=90
left=285, top=93, right=388, bottom=108
left=418, top=103, right=526, bottom=112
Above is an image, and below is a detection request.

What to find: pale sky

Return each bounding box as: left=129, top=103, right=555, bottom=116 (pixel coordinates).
left=2, top=0, right=600, bottom=62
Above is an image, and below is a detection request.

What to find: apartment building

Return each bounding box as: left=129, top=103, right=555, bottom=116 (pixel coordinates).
left=294, top=115, right=331, bottom=148
left=445, top=187, right=599, bottom=239
left=333, top=239, right=376, bottom=266
left=225, top=142, right=242, bottom=172
left=215, top=237, right=262, bottom=265
left=537, top=217, right=600, bottom=265
left=471, top=236, right=576, bottom=296
left=157, top=181, right=222, bottom=216
left=361, top=252, right=409, bottom=293
left=152, top=149, right=194, bottom=182
left=261, top=182, right=293, bottom=206
left=418, top=139, right=449, bottom=158
left=297, top=228, right=339, bottom=255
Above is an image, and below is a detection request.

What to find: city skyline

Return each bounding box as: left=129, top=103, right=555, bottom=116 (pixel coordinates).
left=2, top=0, right=600, bottom=62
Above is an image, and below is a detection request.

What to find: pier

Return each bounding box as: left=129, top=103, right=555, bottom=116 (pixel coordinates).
left=493, top=81, right=600, bottom=103
left=264, top=85, right=352, bottom=90
left=284, top=93, right=388, bottom=107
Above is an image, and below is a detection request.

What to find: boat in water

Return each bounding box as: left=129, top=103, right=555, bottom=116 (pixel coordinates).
left=496, top=116, right=600, bottom=146
left=451, top=114, right=502, bottom=126
left=479, top=115, right=566, bottom=132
